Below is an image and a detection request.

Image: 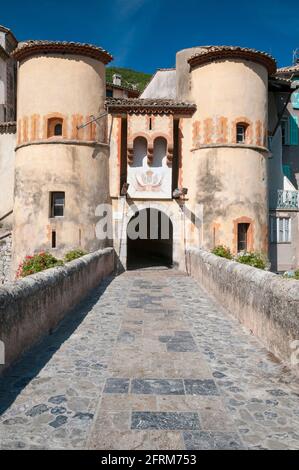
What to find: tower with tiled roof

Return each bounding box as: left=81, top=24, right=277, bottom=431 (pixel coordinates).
left=176, top=46, right=276, bottom=254
left=11, top=40, right=113, bottom=271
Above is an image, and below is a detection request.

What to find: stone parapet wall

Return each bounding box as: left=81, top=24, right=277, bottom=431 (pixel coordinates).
left=0, top=234, right=12, bottom=285
left=0, top=248, right=114, bottom=374
left=186, top=248, right=299, bottom=370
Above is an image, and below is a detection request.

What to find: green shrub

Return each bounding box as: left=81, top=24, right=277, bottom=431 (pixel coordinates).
left=212, top=245, right=233, bottom=260
left=236, top=252, right=266, bottom=270
left=285, top=270, right=299, bottom=280
left=16, top=252, right=63, bottom=278
left=64, top=249, right=87, bottom=262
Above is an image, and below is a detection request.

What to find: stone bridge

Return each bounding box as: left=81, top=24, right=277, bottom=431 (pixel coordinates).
left=1, top=264, right=299, bottom=450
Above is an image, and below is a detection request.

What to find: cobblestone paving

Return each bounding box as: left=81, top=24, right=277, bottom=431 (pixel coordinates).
left=1, top=269, right=299, bottom=450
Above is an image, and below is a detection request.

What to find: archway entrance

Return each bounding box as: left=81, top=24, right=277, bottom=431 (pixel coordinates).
left=127, top=208, right=173, bottom=269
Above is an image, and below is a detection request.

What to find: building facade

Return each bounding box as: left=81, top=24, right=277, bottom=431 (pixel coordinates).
left=269, top=62, right=299, bottom=272
left=0, top=29, right=298, bottom=279
left=106, top=73, right=140, bottom=99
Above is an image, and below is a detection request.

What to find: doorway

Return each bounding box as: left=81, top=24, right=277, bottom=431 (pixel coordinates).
left=127, top=208, right=173, bottom=269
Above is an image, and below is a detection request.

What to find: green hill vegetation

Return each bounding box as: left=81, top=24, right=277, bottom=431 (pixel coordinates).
left=106, top=67, right=152, bottom=91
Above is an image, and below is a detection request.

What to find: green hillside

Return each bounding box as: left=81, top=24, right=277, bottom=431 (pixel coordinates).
left=106, top=67, right=152, bottom=91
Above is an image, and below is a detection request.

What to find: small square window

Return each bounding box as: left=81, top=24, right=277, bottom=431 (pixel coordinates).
left=50, top=192, right=65, bottom=218
left=48, top=118, right=63, bottom=138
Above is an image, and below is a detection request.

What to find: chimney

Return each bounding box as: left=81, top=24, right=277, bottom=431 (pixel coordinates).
left=113, top=74, right=122, bottom=86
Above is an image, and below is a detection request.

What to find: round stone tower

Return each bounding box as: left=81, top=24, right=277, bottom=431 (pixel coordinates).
left=178, top=46, right=276, bottom=255
left=11, top=41, right=112, bottom=272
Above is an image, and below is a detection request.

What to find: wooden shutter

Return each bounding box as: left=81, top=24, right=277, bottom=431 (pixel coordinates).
left=289, top=115, right=299, bottom=145
left=283, top=165, right=292, bottom=179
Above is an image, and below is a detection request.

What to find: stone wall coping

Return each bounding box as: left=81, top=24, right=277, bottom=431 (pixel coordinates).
left=188, top=247, right=299, bottom=297
left=12, top=40, right=113, bottom=64
left=0, top=248, right=113, bottom=300
left=0, top=247, right=114, bottom=373
left=15, top=139, right=110, bottom=151
left=187, top=247, right=299, bottom=367
left=191, top=143, right=269, bottom=153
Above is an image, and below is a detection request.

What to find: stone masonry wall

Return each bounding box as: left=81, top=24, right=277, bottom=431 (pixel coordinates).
left=0, top=248, right=115, bottom=374
left=186, top=248, right=299, bottom=370
left=0, top=234, right=12, bottom=285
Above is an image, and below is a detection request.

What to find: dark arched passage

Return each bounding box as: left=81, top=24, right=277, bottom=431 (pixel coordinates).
left=127, top=208, right=173, bottom=269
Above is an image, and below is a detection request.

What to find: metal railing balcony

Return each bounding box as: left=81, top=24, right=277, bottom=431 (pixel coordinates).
left=272, top=190, right=299, bottom=210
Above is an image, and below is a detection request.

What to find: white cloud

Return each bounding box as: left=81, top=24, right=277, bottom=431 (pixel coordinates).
left=112, top=0, right=159, bottom=66
left=116, top=0, right=150, bottom=19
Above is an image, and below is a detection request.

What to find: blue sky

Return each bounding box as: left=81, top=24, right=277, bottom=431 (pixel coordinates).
left=2, top=0, right=298, bottom=73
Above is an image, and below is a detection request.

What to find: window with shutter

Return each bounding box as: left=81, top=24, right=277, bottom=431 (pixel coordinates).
left=270, top=217, right=291, bottom=243
left=289, top=115, right=299, bottom=145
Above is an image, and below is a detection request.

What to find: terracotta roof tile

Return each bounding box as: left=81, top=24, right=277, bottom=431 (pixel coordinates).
left=106, top=98, right=196, bottom=115
left=0, top=121, right=16, bottom=133
left=276, top=64, right=299, bottom=75
left=12, top=40, right=113, bottom=64
left=188, top=45, right=276, bottom=75
left=269, top=75, right=292, bottom=85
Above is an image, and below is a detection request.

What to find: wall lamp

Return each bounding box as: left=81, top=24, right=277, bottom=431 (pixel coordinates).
left=121, top=183, right=130, bottom=197
left=173, top=187, right=188, bottom=199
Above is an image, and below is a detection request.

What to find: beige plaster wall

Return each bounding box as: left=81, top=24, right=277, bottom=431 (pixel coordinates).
left=16, top=54, right=107, bottom=144
left=108, top=115, right=122, bottom=198
left=179, top=59, right=269, bottom=255
left=12, top=143, right=110, bottom=272
left=190, top=60, right=268, bottom=147
left=0, top=131, right=16, bottom=227
left=182, top=146, right=268, bottom=253
left=176, top=47, right=208, bottom=101
left=128, top=114, right=173, bottom=146
left=12, top=53, right=110, bottom=274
